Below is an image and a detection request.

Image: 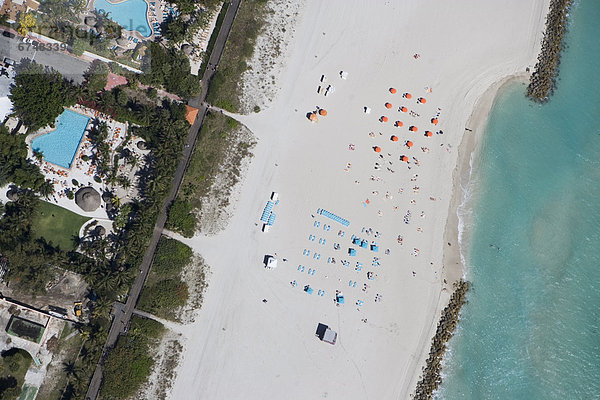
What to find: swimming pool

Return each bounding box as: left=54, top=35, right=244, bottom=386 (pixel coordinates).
left=94, top=0, right=152, bottom=38
left=31, top=110, right=90, bottom=169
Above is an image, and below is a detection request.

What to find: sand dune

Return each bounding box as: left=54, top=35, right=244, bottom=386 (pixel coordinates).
left=168, top=1, right=549, bottom=399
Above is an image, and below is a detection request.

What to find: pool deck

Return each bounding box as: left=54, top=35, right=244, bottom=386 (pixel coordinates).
left=89, top=0, right=167, bottom=41
left=23, top=106, right=149, bottom=219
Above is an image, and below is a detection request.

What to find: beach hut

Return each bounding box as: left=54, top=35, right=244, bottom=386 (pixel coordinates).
left=316, top=323, right=337, bottom=345
left=391, top=135, right=399, bottom=142
left=404, top=93, right=412, bottom=99
left=309, top=113, right=318, bottom=122
left=336, top=293, right=345, bottom=305
left=304, top=285, right=314, bottom=294
left=352, top=237, right=361, bottom=245
left=418, top=97, right=426, bottom=104
left=400, top=106, right=408, bottom=113
left=371, top=244, right=379, bottom=252
left=319, top=109, right=328, bottom=116
left=374, top=146, right=382, bottom=153
left=406, top=141, right=413, bottom=148
left=380, top=116, right=388, bottom=122
left=385, top=102, right=393, bottom=109
left=425, top=131, right=433, bottom=137
left=348, top=248, right=357, bottom=256
left=401, top=155, right=409, bottom=162
left=389, top=87, right=397, bottom=94
left=409, top=126, right=418, bottom=132
left=432, top=118, right=439, bottom=125
left=360, top=239, right=369, bottom=249
left=395, top=120, right=403, bottom=127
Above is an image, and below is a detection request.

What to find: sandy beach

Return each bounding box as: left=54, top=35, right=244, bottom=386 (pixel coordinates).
left=167, top=1, right=549, bottom=399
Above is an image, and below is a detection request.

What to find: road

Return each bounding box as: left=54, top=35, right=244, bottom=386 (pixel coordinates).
left=0, top=33, right=89, bottom=83
left=84, top=1, right=241, bottom=399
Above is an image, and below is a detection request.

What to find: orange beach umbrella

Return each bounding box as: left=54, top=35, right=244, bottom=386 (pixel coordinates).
left=309, top=113, right=318, bottom=122
left=431, top=118, right=439, bottom=125
left=390, top=87, right=397, bottom=94
left=391, top=135, right=399, bottom=142
left=425, top=131, right=433, bottom=137
left=406, top=141, right=413, bottom=147
left=319, top=109, right=328, bottom=116
left=409, top=126, right=418, bottom=132
left=418, top=97, right=427, bottom=104
left=380, top=116, right=389, bottom=122
left=395, top=120, right=403, bottom=127
left=401, top=155, right=409, bottom=162
left=404, top=93, right=412, bottom=99
left=374, top=146, right=382, bottom=153
left=400, top=106, right=408, bottom=113
left=385, top=102, right=393, bottom=109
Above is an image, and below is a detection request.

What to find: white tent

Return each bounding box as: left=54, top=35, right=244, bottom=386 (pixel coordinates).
left=265, top=256, right=278, bottom=269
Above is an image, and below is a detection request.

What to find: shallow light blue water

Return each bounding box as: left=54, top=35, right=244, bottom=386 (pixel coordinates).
left=94, top=0, right=151, bottom=38
left=31, top=110, right=90, bottom=169
left=437, top=1, right=600, bottom=399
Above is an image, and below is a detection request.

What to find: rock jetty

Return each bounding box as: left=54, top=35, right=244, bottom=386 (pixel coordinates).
left=526, top=0, right=573, bottom=103
left=413, top=280, right=470, bottom=400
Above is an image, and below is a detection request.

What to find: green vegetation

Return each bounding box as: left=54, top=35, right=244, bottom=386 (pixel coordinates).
left=152, top=237, right=193, bottom=275
left=206, top=0, right=268, bottom=112
left=166, top=198, right=197, bottom=237
left=0, top=126, right=48, bottom=194
left=9, top=62, right=76, bottom=131
left=137, top=237, right=192, bottom=319
left=36, top=323, right=84, bottom=400
left=179, top=112, right=250, bottom=209
left=31, top=201, right=90, bottom=251
left=0, top=192, right=63, bottom=295
left=2, top=60, right=192, bottom=399
left=137, top=278, right=188, bottom=318
left=0, top=348, right=33, bottom=400
left=84, top=61, right=110, bottom=93
left=7, top=317, right=45, bottom=343
left=140, top=43, right=201, bottom=98
left=100, top=317, right=164, bottom=400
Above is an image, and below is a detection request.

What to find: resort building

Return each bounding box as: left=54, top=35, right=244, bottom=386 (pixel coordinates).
left=0, top=0, right=39, bottom=23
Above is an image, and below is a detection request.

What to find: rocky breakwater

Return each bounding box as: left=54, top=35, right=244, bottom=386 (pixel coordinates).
left=413, top=280, right=470, bottom=400
left=526, top=0, right=573, bottom=103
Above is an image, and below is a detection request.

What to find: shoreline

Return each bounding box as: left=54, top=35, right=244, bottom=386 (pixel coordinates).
left=166, top=1, right=551, bottom=399
left=443, top=73, right=530, bottom=284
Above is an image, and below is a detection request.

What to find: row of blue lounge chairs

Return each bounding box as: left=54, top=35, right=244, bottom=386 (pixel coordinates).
left=317, top=208, right=350, bottom=226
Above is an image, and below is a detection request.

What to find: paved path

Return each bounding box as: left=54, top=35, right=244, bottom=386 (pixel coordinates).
left=84, top=1, right=241, bottom=399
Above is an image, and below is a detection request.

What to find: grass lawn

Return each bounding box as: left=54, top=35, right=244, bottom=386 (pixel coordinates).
left=31, top=201, right=90, bottom=251
left=0, top=348, right=33, bottom=400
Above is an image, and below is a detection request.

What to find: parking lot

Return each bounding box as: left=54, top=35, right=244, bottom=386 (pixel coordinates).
left=0, top=31, right=89, bottom=83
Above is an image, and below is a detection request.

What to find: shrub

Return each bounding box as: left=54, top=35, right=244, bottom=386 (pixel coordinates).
left=93, top=176, right=102, bottom=183
left=153, top=237, right=192, bottom=276
left=166, top=199, right=197, bottom=238
left=137, top=278, right=188, bottom=316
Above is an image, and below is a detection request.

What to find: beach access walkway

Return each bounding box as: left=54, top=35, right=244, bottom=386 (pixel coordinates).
left=84, top=1, right=242, bottom=399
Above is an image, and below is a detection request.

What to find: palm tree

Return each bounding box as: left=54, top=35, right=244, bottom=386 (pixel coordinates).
left=32, top=149, right=44, bottom=163
left=92, top=298, right=113, bottom=318
left=37, top=180, right=54, bottom=199
left=111, top=196, right=121, bottom=208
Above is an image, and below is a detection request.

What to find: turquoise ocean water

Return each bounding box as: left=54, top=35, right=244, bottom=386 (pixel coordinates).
left=437, top=1, right=600, bottom=399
